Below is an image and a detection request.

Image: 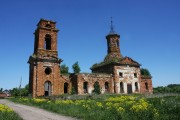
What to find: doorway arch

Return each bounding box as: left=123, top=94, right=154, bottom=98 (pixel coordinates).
left=145, top=82, right=148, bottom=90
left=64, top=82, right=68, bottom=94
left=127, top=84, right=132, bottom=94
left=44, top=81, right=52, bottom=96
left=83, top=82, right=88, bottom=93
left=120, top=82, right=124, bottom=93
left=105, top=82, right=109, bottom=92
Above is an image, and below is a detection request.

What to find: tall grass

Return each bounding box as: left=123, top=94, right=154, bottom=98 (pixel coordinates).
left=10, top=95, right=180, bottom=120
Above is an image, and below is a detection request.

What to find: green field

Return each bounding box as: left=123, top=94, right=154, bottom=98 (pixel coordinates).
left=10, top=94, right=180, bottom=120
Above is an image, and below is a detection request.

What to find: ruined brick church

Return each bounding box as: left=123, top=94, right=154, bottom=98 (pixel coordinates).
left=28, top=19, right=153, bottom=97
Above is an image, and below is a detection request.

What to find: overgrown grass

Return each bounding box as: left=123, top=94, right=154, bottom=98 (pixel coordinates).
left=9, top=95, right=180, bottom=120
left=148, top=96, right=180, bottom=120
left=0, top=104, right=22, bottom=120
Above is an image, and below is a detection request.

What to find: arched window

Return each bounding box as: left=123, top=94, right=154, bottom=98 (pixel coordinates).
left=116, top=41, right=119, bottom=47
left=135, top=82, right=138, bottom=91
left=44, top=34, right=51, bottom=50
left=105, top=82, right=109, bottom=92
left=64, top=83, right=68, bottom=93
left=120, top=82, right=124, bottom=93
left=83, top=82, right=88, bottom=93
left=44, top=81, right=52, bottom=96
left=145, top=82, right=148, bottom=90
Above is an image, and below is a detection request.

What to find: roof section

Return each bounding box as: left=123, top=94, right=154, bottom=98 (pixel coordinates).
left=120, top=57, right=141, bottom=66
left=37, top=18, right=56, bottom=26
left=91, top=56, right=141, bottom=70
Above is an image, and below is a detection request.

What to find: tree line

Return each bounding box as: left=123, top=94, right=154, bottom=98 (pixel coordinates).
left=153, top=84, right=180, bottom=93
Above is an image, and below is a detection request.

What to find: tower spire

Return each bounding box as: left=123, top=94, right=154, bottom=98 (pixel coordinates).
left=110, top=17, right=115, bottom=34
left=105, top=17, right=122, bottom=62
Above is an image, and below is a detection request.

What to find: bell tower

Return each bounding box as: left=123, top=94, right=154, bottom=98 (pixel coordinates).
left=104, top=18, right=122, bottom=62
left=28, top=19, right=62, bottom=97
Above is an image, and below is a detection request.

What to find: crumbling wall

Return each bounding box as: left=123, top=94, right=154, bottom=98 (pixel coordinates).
left=140, top=76, right=153, bottom=94
left=72, top=73, right=114, bottom=94
left=114, top=66, right=141, bottom=94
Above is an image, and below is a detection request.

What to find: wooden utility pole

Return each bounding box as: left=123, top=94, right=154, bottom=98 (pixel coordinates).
left=19, top=77, right=22, bottom=97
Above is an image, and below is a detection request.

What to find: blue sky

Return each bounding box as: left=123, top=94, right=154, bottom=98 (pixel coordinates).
left=0, top=0, right=180, bottom=89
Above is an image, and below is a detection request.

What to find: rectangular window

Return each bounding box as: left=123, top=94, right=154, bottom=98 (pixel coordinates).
left=119, top=72, right=123, bottom=77
left=134, top=73, right=137, bottom=78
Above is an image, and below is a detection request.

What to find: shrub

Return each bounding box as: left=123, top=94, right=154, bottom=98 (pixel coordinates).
left=92, top=82, right=101, bottom=94
left=60, top=64, right=69, bottom=74
left=141, top=68, right=151, bottom=77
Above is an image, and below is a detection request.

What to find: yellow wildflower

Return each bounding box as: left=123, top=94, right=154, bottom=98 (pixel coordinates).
left=96, top=102, right=103, bottom=108
left=33, top=98, right=46, bottom=103
left=0, top=104, right=13, bottom=113
left=117, top=107, right=125, bottom=112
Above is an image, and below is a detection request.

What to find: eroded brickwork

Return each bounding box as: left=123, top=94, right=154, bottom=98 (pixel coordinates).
left=28, top=19, right=153, bottom=97
left=140, top=76, right=153, bottom=94
left=71, top=73, right=114, bottom=94
left=114, top=65, right=141, bottom=94
left=29, top=19, right=63, bottom=97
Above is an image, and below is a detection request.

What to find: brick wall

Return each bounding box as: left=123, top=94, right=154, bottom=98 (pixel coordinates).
left=71, top=73, right=114, bottom=94
left=140, top=76, right=153, bottom=94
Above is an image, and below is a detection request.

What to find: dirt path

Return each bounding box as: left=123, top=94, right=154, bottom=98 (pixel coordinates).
left=0, top=99, right=76, bottom=120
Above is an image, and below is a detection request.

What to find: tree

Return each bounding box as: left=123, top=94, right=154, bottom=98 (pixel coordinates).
left=72, top=61, right=81, bottom=73
left=11, top=88, right=20, bottom=96
left=0, top=88, right=3, bottom=93
left=92, top=82, right=101, bottom=94
left=60, top=64, right=69, bottom=74
left=22, top=84, right=29, bottom=96
left=10, top=84, right=29, bottom=97
left=141, top=68, right=151, bottom=76
left=153, top=84, right=180, bottom=93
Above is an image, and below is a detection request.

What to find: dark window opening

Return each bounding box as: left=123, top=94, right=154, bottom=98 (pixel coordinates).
left=45, top=67, right=52, bottom=75
left=45, top=24, right=51, bottom=28
left=64, top=83, right=68, bottom=93
left=83, top=82, right=88, bottom=93
left=119, top=72, right=123, bottom=77
left=105, top=82, right=109, bottom=92
left=120, top=82, right=124, bottom=93
left=116, top=41, right=119, bottom=47
left=45, top=34, right=51, bottom=50
left=44, top=81, right=52, bottom=96
left=135, top=82, right=138, bottom=91
left=145, top=82, right=148, bottom=90
left=134, top=73, right=137, bottom=78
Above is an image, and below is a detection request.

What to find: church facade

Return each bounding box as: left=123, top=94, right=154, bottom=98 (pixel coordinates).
left=28, top=19, right=153, bottom=97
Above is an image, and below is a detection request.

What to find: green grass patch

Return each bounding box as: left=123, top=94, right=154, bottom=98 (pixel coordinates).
left=9, top=95, right=180, bottom=120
